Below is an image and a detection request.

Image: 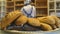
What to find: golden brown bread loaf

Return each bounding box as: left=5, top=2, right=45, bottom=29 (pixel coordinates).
left=28, top=18, right=41, bottom=27
left=37, top=16, right=57, bottom=29
left=0, top=10, right=22, bottom=30
left=40, top=23, right=53, bottom=31
left=15, top=15, right=28, bottom=26
left=37, top=16, right=60, bottom=29
left=37, top=17, right=55, bottom=25
left=47, top=16, right=60, bottom=28
left=28, top=18, right=53, bottom=31
left=53, top=16, right=60, bottom=28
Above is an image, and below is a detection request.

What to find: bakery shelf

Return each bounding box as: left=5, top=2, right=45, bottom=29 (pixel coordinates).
left=56, top=10, right=60, bottom=17
left=6, top=0, right=14, bottom=1
left=49, top=2, right=54, bottom=9
left=36, top=14, right=47, bottom=17
left=15, top=0, right=24, bottom=3
left=7, top=2, right=14, bottom=6
left=6, top=6, right=14, bottom=8
left=49, top=9, right=55, bottom=11
left=56, top=9, right=60, bottom=10
left=36, top=0, right=47, bottom=2
left=6, top=0, right=48, bottom=17
left=6, top=8, right=14, bottom=12
left=49, top=1, right=54, bottom=2
left=36, top=6, right=47, bottom=8
left=16, top=0, right=24, bottom=1
left=15, top=4, right=24, bottom=6
left=49, top=0, right=54, bottom=2
left=49, top=10, right=56, bottom=15
left=6, top=1, right=14, bottom=2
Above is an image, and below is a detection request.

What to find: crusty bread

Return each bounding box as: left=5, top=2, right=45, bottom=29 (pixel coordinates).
left=47, top=16, right=60, bottom=28
left=37, top=17, right=55, bottom=25
left=40, top=23, right=53, bottom=31
left=15, top=15, right=28, bottom=26
left=28, top=18, right=41, bottom=27
left=37, top=16, right=57, bottom=29
left=0, top=10, right=21, bottom=30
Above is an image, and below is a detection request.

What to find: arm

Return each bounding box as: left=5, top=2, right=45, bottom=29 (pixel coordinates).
left=31, top=6, right=36, bottom=18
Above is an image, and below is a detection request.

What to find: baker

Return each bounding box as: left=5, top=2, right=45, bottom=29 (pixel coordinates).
left=21, top=0, right=36, bottom=18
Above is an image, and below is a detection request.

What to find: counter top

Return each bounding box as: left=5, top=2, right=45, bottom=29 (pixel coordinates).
left=0, top=29, right=60, bottom=34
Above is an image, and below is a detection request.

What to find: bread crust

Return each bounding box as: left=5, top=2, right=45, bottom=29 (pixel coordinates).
left=15, top=15, right=28, bottom=26
left=28, top=18, right=41, bottom=27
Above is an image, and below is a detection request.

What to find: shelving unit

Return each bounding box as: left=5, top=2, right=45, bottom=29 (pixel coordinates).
left=36, top=0, right=48, bottom=17
left=14, top=0, right=24, bottom=10
left=48, top=0, right=60, bottom=18
left=6, top=0, right=14, bottom=12
left=0, top=0, right=60, bottom=19
left=6, top=0, right=48, bottom=17
left=6, top=0, right=35, bottom=13
left=0, top=0, right=6, bottom=20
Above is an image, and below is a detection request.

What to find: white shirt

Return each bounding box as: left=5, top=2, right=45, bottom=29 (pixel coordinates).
left=21, top=5, right=36, bottom=18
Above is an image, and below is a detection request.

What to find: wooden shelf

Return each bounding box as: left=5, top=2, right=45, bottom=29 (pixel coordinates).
left=6, top=6, right=14, bottom=8
left=15, top=0, right=24, bottom=1
left=6, top=0, right=14, bottom=1
left=36, top=14, right=47, bottom=17
left=15, top=4, right=24, bottom=6
left=0, top=6, right=5, bottom=7
left=6, top=1, right=14, bottom=2
left=56, top=9, right=60, bottom=10
left=6, top=0, right=48, bottom=17
left=48, top=0, right=60, bottom=16
left=36, top=6, right=47, bottom=8
left=36, top=0, right=47, bottom=2
left=49, top=9, right=55, bottom=10
left=56, top=1, right=60, bottom=2
left=49, top=1, right=54, bottom=2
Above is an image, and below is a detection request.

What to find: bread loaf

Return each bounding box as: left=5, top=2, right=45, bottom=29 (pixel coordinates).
left=15, top=15, right=28, bottom=26
left=40, top=23, right=53, bottom=31
left=48, top=16, right=60, bottom=28
left=37, top=17, right=55, bottom=25
left=28, top=18, right=41, bottom=27
left=37, top=16, right=57, bottom=29
left=0, top=10, right=21, bottom=30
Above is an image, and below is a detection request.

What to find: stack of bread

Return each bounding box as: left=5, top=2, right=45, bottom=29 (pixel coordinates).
left=37, top=16, right=60, bottom=30
left=0, top=10, right=60, bottom=31
left=0, top=10, right=23, bottom=30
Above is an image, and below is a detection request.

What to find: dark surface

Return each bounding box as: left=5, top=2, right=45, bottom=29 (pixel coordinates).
left=6, top=23, right=41, bottom=31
